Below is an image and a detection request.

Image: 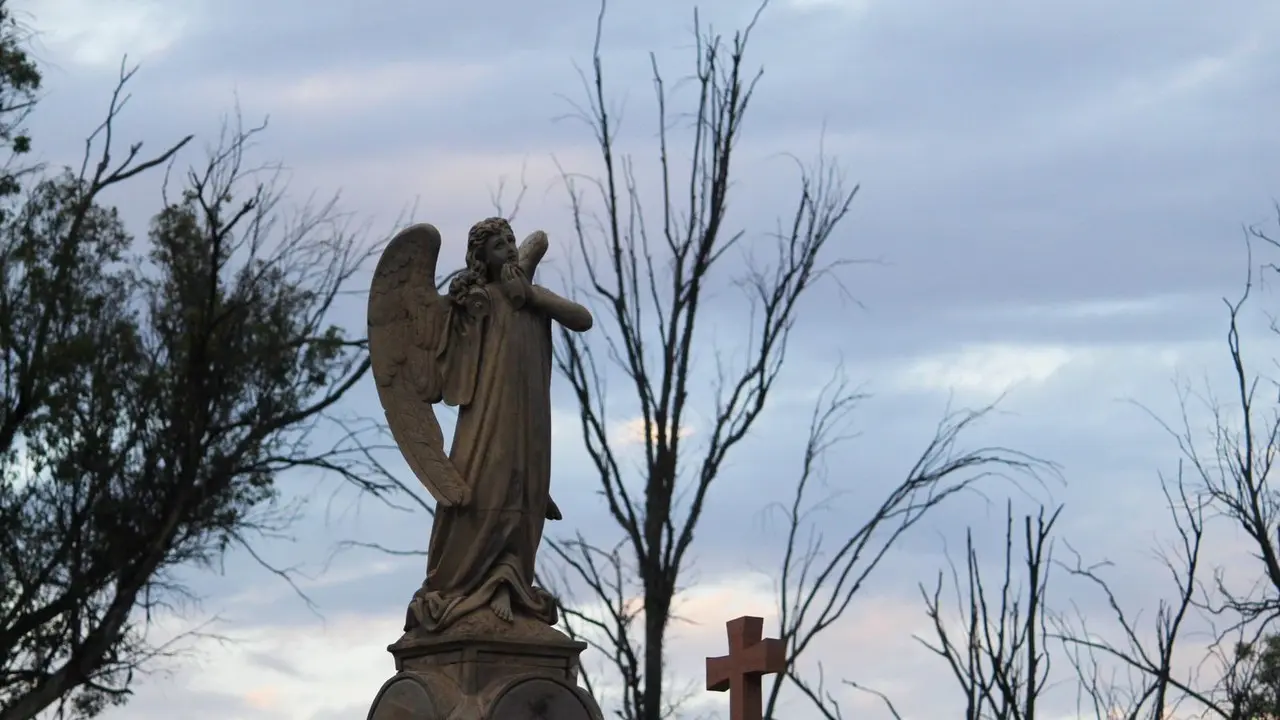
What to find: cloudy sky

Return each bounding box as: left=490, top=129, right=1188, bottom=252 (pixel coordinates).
left=14, top=0, right=1280, bottom=717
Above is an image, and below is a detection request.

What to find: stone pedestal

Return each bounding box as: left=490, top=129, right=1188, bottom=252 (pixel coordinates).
left=367, top=613, right=604, bottom=720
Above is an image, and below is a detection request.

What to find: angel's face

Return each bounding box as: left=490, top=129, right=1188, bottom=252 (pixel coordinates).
left=481, top=230, right=518, bottom=279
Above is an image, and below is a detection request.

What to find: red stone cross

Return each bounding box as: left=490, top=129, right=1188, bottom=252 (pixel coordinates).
left=705, top=616, right=786, bottom=720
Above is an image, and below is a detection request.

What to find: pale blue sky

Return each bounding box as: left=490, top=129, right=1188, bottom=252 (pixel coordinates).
left=14, top=0, right=1280, bottom=717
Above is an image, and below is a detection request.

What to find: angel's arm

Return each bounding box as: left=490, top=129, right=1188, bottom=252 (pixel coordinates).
left=519, top=231, right=548, bottom=280
left=529, top=285, right=593, bottom=333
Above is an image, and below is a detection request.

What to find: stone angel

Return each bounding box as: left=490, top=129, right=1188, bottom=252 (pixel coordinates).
left=367, top=218, right=592, bottom=632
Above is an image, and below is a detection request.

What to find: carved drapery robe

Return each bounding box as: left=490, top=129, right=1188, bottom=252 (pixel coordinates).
left=407, top=282, right=558, bottom=631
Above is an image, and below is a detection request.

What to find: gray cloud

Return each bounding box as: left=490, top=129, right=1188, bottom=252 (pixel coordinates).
left=108, top=685, right=259, bottom=719
left=9, top=0, right=1278, bottom=716
left=23, top=0, right=1280, bottom=325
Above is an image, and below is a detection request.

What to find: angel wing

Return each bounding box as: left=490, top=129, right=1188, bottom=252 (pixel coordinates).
left=368, top=223, right=469, bottom=508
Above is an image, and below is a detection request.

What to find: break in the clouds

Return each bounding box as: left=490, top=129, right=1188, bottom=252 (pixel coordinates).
left=11, top=0, right=1280, bottom=717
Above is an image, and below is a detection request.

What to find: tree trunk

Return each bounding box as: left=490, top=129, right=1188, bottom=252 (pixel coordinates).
left=643, top=587, right=671, bottom=720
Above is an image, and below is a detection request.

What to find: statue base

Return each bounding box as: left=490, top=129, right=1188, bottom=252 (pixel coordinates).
left=366, top=612, right=603, bottom=720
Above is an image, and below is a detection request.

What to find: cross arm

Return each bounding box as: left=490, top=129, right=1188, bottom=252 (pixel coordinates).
left=706, top=637, right=786, bottom=691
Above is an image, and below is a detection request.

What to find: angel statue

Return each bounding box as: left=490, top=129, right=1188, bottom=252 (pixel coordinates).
left=367, top=217, right=593, bottom=633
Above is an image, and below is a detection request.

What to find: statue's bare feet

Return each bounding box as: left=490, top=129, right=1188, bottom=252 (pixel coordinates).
left=489, top=585, right=513, bottom=623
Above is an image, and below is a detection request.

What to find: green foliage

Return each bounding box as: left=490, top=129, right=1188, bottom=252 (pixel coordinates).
left=0, top=19, right=379, bottom=719
left=1230, top=635, right=1280, bottom=719
left=0, top=0, right=40, bottom=200
left=0, top=129, right=376, bottom=719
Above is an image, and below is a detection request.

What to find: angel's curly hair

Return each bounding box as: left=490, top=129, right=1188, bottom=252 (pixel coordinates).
left=447, top=217, right=514, bottom=304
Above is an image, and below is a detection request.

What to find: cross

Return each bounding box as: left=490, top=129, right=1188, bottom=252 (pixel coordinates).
left=706, top=616, right=785, bottom=720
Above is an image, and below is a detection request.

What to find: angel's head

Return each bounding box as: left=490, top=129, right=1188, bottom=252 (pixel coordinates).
left=469, top=217, right=519, bottom=279
left=448, top=217, right=520, bottom=304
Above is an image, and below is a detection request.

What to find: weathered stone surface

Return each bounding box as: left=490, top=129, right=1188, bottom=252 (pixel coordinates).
left=365, top=614, right=602, bottom=719
left=367, top=218, right=592, bottom=634
left=364, top=219, right=601, bottom=719
left=367, top=673, right=453, bottom=720
left=488, top=678, right=593, bottom=720
left=389, top=614, right=586, bottom=696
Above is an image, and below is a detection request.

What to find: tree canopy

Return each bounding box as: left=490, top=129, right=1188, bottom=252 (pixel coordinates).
left=0, top=10, right=384, bottom=719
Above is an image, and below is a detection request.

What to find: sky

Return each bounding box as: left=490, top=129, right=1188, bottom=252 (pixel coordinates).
left=12, top=0, right=1280, bottom=718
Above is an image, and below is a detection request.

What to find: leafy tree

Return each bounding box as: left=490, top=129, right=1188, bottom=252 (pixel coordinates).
left=0, top=0, right=41, bottom=199
left=1225, top=634, right=1280, bottom=719
left=0, top=57, right=389, bottom=720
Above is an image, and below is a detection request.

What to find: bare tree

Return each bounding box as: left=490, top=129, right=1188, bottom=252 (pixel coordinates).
left=540, top=3, right=1064, bottom=717
left=545, top=1, right=860, bottom=717
left=763, top=385, right=1052, bottom=720
left=1047, top=221, right=1280, bottom=718
left=0, top=65, right=398, bottom=719
left=1052, top=470, right=1219, bottom=720
left=1186, top=223, right=1280, bottom=630
left=908, top=502, right=1060, bottom=720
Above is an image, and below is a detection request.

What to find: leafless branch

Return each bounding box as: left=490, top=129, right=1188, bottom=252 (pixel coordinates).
left=767, top=387, right=1054, bottom=719
left=915, top=502, right=1061, bottom=720
left=544, top=1, right=871, bottom=716
left=1052, top=469, right=1218, bottom=719
left=489, top=157, right=530, bottom=223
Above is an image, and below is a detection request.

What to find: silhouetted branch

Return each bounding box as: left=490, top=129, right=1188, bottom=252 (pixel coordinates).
left=767, top=385, right=1055, bottom=720
left=916, top=502, right=1061, bottom=720
left=545, top=2, right=865, bottom=716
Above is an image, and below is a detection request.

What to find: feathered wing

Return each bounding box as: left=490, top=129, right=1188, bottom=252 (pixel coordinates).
left=367, top=223, right=469, bottom=508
